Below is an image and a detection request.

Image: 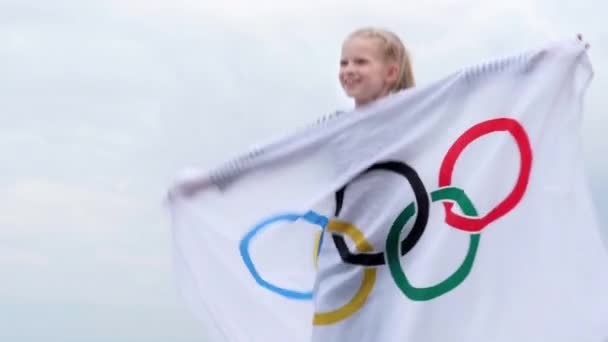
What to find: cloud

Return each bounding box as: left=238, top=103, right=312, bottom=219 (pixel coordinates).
left=0, top=248, right=50, bottom=267
left=0, top=179, right=139, bottom=235
left=97, top=250, right=168, bottom=268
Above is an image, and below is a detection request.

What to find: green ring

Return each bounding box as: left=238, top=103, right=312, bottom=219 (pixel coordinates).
left=386, top=186, right=481, bottom=301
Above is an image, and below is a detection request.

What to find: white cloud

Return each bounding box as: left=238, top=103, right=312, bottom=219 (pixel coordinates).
left=0, top=247, right=50, bottom=267
left=97, top=250, right=168, bottom=268
left=0, top=179, right=139, bottom=235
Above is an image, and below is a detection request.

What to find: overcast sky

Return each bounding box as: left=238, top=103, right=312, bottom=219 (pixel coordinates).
left=1, top=0, right=606, bottom=341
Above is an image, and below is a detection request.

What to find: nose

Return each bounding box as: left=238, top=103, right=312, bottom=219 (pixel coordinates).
left=341, top=62, right=355, bottom=75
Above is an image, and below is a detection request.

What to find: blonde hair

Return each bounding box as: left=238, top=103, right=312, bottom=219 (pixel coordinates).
left=347, top=27, right=415, bottom=92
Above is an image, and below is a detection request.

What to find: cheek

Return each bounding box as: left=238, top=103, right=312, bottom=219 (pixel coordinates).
left=363, top=66, right=383, bottom=82
left=338, top=69, right=350, bottom=80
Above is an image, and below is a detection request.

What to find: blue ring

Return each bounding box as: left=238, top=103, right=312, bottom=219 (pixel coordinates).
left=239, top=211, right=328, bottom=300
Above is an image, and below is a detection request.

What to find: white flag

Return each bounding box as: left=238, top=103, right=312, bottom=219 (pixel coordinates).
left=166, top=38, right=608, bottom=342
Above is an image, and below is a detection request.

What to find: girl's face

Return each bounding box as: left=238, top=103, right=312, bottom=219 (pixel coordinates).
left=339, top=36, right=398, bottom=108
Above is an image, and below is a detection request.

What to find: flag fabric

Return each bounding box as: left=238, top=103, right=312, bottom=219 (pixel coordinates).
left=166, top=38, right=608, bottom=342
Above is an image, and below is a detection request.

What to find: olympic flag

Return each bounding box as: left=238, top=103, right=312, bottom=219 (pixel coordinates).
left=166, top=38, right=608, bottom=342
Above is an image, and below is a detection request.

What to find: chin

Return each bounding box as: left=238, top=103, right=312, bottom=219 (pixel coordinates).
left=345, top=89, right=363, bottom=99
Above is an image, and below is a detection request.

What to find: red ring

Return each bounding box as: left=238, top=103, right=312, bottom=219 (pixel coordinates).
left=438, top=118, right=532, bottom=232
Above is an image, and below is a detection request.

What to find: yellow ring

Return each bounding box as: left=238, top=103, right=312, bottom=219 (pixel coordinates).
left=312, top=220, right=377, bottom=326
left=313, top=231, right=321, bottom=271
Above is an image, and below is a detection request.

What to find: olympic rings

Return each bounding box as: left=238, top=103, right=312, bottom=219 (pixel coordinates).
left=332, top=161, right=430, bottom=266
left=386, top=187, right=480, bottom=301
left=238, top=117, right=532, bottom=325
left=438, top=118, right=532, bottom=232
left=239, top=211, right=328, bottom=300
left=313, top=220, right=376, bottom=325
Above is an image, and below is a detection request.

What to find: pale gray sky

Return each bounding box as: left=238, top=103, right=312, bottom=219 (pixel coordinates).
left=1, top=0, right=606, bottom=340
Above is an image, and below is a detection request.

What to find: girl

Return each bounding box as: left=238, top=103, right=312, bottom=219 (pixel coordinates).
left=338, top=27, right=416, bottom=108
left=308, top=27, right=422, bottom=335
left=172, top=27, right=416, bottom=196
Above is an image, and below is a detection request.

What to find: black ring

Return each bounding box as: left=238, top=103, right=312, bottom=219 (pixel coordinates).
left=332, top=161, right=430, bottom=266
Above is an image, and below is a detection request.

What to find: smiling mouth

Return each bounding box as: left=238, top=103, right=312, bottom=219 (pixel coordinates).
left=343, top=79, right=360, bottom=87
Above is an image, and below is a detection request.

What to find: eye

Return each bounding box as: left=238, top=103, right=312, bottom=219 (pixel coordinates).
left=354, top=58, right=368, bottom=65
left=340, top=59, right=348, bottom=67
